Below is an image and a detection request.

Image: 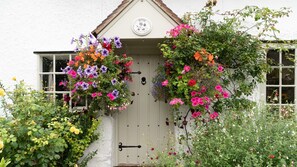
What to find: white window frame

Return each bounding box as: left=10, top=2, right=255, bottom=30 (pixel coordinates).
left=262, top=44, right=297, bottom=118
left=36, top=52, right=88, bottom=110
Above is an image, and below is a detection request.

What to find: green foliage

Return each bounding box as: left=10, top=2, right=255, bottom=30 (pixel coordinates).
left=0, top=81, right=100, bottom=166
left=0, top=158, right=10, bottom=167
left=150, top=106, right=297, bottom=166
left=181, top=6, right=291, bottom=111
left=187, top=107, right=297, bottom=166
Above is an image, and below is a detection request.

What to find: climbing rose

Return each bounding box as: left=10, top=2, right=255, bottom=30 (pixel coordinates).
left=188, top=79, right=196, bottom=86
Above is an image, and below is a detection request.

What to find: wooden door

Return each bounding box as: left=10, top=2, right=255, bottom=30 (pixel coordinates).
left=115, top=54, right=173, bottom=166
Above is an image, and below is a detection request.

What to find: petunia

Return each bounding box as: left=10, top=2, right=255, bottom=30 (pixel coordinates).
left=112, top=89, right=119, bottom=97
left=222, top=91, right=229, bottom=98
left=191, top=91, right=197, bottom=97
left=68, top=69, right=77, bottom=78
left=100, top=65, right=108, bottom=73
left=115, top=40, right=122, bottom=48
left=91, top=92, right=98, bottom=98
left=107, top=93, right=115, bottom=101
left=218, top=65, right=224, bottom=72
left=210, top=112, right=219, bottom=120
left=188, top=79, right=196, bottom=87
left=111, top=78, right=117, bottom=85
left=162, top=80, right=168, bottom=86
left=192, top=111, right=201, bottom=118
left=215, top=84, right=223, bottom=92
left=184, top=65, right=191, bottom=72
left=101, top=49, right=109, bottom=56
left=169, top=98, right=184, bottom=105
left=81, top=82, right=89, bottom=90
left=92, top=82, right=97, bottom=88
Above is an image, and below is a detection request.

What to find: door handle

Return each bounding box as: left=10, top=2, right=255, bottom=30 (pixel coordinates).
left=118, top=142, right=141, bottom=151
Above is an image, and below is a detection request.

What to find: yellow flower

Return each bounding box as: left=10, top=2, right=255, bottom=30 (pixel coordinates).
left=0, top=139, right=4, bottom=150
left=70, top=126, right=76, bottom=133
left=12, top=77, right=16, bottom=81
left=0, top=88, right=5, bottom=96
left=74, top=129, right=80, bottom=135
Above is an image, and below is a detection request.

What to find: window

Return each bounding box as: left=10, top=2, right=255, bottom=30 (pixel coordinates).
left=266, top=48, right=296, bottom=117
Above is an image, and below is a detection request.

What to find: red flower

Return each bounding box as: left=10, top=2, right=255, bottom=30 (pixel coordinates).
left=188, top=79, right=196, bottom=86
left=268, top=154, right=275, bottom=159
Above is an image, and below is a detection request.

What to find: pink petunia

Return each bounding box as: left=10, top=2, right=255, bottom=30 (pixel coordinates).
left=184, top=65, right=191, bottom=72
left=215, top=85, right=223, bottom=92
left=218, top=65, right=224, bottom=72
left=169, top=98, right=184, bottom=106
left=201, top=86, right=207, bottom=93
left=222, top=91, right=229, bottom=98
left=107, top=93, right=115, bottom=101
left=191, top=91, right=197, bottom=97
left=192, top=111, right=202, bottom=118
left=210, top=112, right=219, bottom=120
left=162, top=80, right=168, bottom=86
left=68, top=69, right=77, bottom=78
left=91, top=92, right=98, bottom=98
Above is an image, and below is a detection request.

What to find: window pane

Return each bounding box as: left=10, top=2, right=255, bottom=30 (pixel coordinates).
left=56, top=55, right=69, bottom=72
left=42, top=56, right=53, bottom=72
left=56, top=74, right=69, bottom=91
left=267, top=49, right=279, bottom=66
left=266, top=68, right=279, bottom=85
left=41, top=74, right=54, bottom=91
left=281, top=87, right=294, bottom=104
left=266, top=87, right=279, bottom=104
left=282, top=49, right=295, bottom=66
left=282, top=68, right=294, bottom=85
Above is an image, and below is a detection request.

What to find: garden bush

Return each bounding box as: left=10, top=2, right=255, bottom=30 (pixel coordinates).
left=148, top=106, right=297, bottom=166
left=0, top=80, right=100, bottom=167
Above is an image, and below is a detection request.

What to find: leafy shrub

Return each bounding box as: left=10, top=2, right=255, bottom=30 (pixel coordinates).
left=188, top=107, right=297, bottom=166
left=0, top=80, right=100, bottom=167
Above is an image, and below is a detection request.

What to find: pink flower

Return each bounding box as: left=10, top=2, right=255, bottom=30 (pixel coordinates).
left=68, top=60, right=75, bottom=66
left=222, top=91, right=229, bottom=98
left=210, top=112, right=219, bottom=120
left=192, top=111, right=201, bottom=118
left=192, top=101, right=199, bottom=107
left=107, top=93, right=115, bottom=101
left=68, top=69, right=77, bottom=78
left=71, top=89, right=76, bottom=93
left=191, top=91, right=197, bottom=97
left=169, top=98, right=184, bottom=105
left=125, top=61, right=133, bottom=67
left=91, top=92, right=98, bottom=98
left=162, top=80, right=168, bottom=86
left=215, top=84, right=223, bottom=92
left=218, top=65, right=224, bottom=72
left=201, top=86, right=207, bottom=93
left=184, top=65, right=191, bottom=72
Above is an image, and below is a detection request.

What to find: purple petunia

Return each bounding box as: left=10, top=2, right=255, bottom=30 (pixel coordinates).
left=61, top=66, right=72, bottom=73
left=100, top=65, right=107, bottom=73
left=114, top=36, right=120, bottom=41
left=81, top=82, right=89, bottom=90
left=92, top=65, right=98, bottom=71
left=112, top=89, right=119, bottom=97
left=115, top=40, right=122, bottom=48
left=85, top=66, right=92, bottom=76
left=77, top=66, right=83, bottom=77
left=92, top=81, right=97, bottom=88
left=111, top=78, right=117, bottom=85
left=93, top=72, right=98, bottom=78
left=101, top=49, right=109, bottom=56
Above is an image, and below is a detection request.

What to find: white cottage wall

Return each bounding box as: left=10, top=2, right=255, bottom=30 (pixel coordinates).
left=0, top=0, right=296, bottom=90
left=0, top=0, right=297, bottom=166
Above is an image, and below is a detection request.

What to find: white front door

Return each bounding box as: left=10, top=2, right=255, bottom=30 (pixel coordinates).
left=115, top=54, right=173, bottom=165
